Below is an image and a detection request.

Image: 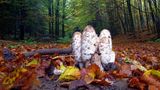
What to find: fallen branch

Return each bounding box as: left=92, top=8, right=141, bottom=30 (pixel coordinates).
left=23, top=47, right=72, bottom=57
left=3, top=47, right=72, bottom=60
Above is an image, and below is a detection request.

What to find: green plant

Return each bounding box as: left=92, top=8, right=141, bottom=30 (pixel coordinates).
left=56, top=36, right=71, bottom=44
left=154, top=38, right=160, bottom=42
left=147, top=38, right=160, bottom=43
left=23, top=38, right=37, bottom=44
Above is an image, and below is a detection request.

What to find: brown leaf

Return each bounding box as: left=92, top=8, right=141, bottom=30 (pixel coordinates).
left=111, top=70, right=128, bottom=78
left=120, top=63, right=132, bottom=76
left=92, top=79, right=110, bottom=86
left=148, top=85, right=160, bottom=90
left=86, top=64, right=100, bottom=73
left=128, top=77, right=140, bottom=88
left=63, top=55, right=75, bottom=66
left=141, top=74, right=160, bottom=87
left=82, top=64, right=108, bottom=85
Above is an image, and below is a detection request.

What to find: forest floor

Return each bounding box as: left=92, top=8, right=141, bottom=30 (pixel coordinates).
left=0, top=35, right=160, bottom=90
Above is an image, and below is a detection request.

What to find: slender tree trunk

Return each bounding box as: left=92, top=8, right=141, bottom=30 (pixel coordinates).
left=93, top=0, right=103, bottom=34
left=20, top=25, right=24, bottom=40
left=14, top=2, right=18, bottom=39
left=19, top=1, right=25, bottom=40
left=51, top=0, right=54, bottom=38
left=148, top=0, right=156, bottom=33
left=62, top=0, right=66, bottom=37
left=138, top=0, right=144, bottom=30
left=144, top=0, right=151, bottom=33
left=114, top=0, right=126, bottom=34
left=134, top=0, right=141, bottom=33
left=123, top=0, right=129, bottom=33
left=55, top=0, right=60, bottom=38
left=126, top=0, right=135, bottom=36
left=14, top=28, right=17, bottom=39
left=48, top=0, right=53, bottom=37
left=152, top=0, right=160, bottom=37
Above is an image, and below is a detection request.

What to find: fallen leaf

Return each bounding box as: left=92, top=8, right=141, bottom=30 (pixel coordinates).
left=92, top=79, right=110, bottom=86
left=141, top=74, right=160, bottom=87
left=82, top=64, right=109, bottom=85
left=148, top=85, right=160, bottom=90
left=59, top=66, right=80, bottom=81
left=26, top=59, right=39, bottom=67
left=111, top=70, right=128, bottom=79
left=128, top=77, right=140, bottom=88
left=144, top=69, right=160, bottom=78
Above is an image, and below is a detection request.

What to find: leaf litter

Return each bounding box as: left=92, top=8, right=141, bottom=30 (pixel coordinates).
left=0, top=41, right=160, bottom=90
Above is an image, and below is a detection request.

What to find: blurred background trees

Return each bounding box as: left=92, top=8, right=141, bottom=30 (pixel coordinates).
left=0, top=0, right=160, bottom=41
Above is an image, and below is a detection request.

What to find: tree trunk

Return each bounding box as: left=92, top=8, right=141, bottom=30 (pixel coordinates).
left=123, top=0, right=129, bottom=34
left=51, top=0, right=54, bottom=38
left=19, top=25, right=24, bottom=40
left=48, top=0, right=53, bottom=37
left=126, top=0, right=135, bottom=35
left=62, top=0, right=66, bottom=37
left=138, top=0, right=144, bottom=30
left=114, top=0, right=126, bottom=34
left=19, top=1, right=25, bottom=40
left=144, top=0, right=151, bottom=33
left=148, top=0, right=156, bottom=33
left=55, top=0, right=60, bottom=38
left=152, top=0, right=160, bottom=37
left=95, top=0, right=102, bottom=34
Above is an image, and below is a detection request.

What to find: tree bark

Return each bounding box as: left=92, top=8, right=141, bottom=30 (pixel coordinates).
left=123, top=0, right=129, bottom=34
left=62, top=0, right=66, bottom=37
left=138, top=0, right=144, bottom=30
left=126, top=0, right=135, bottom=35
left=55, top=0, right=60, bottom=38
left=148, top=0, right=156, bottom=33
left=144, top=0, right=151, bottom=33
left=23, top=47, right=72, bottom=57
left=48, top=0, right=54, bottom=37
left=19, top=25, right=24, bottom=40
left=19, top=1, right=25, bottom=40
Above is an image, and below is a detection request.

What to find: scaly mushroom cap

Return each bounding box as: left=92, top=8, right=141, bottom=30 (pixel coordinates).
left=99, top=29, right=112, bottom=50
left=81, top=25, right=98, bottom=62
left=99, top=29, right=114, bottom=65
left=72, top=32, right=82, bottom=62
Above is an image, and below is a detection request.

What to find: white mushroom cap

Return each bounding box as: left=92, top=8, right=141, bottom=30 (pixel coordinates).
left=99, top=29, right=115, bottom=65
left=99, top=29, right=112, bottom=50
left=72, top=32, right=82, bottom=62
left=81, top=25, right=98, bottom=62
left=109, top=51, right=115, bottom=63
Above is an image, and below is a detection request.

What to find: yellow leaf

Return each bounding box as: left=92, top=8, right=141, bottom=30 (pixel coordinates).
left=20, top=68, right=28, bottom=73
left=59, top=64, right=66, bottom=71
left=151, top=70, right=160, bottom=78
left=52, top=56, right=60, bottom=59
left=0, top=72, right=6, bottom=79
left=58, top=66, right=80, bottom=81
left=144, top=69, right=160, bottom=78
left=26, top=59, right=39, bottom=67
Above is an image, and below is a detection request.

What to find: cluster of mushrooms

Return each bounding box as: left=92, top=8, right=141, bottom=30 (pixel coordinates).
left=72, top=25, right=115, bottom=70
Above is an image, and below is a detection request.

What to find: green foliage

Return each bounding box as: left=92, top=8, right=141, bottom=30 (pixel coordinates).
left=8, top=45, right=19, bottom=49
left=0, top=0, right=160, bottom=40
left=148, top=38, right=160, bottom=42
left=22, top=38, right=37, bottom=44
left=56, top=36, right=71, bottom=44
left=154, top=38, right=160, bottom=42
